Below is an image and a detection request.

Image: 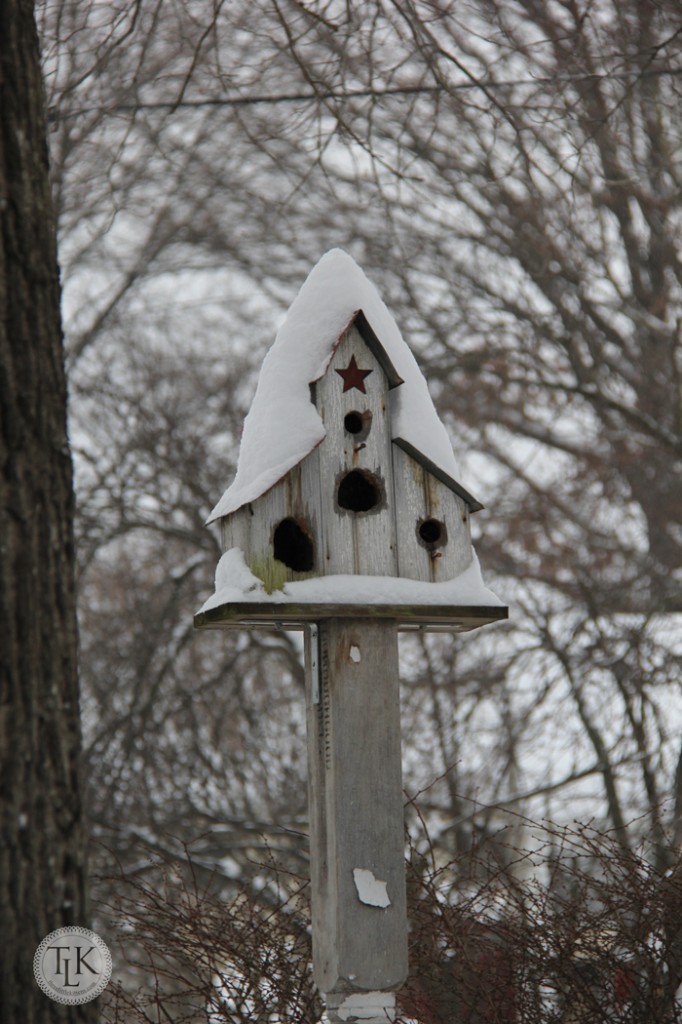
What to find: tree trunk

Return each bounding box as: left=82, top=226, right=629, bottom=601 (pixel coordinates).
left=0, top=1, right=94, bottom=1020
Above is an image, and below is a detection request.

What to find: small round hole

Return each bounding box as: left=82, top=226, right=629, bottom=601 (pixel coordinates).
left=337, top=470, right=381, bottom=513
left=344, top=411, right=364, bottom=434
left=343, top=409, right=372, bottom=439
left=418, top=518, right=447, bottom=547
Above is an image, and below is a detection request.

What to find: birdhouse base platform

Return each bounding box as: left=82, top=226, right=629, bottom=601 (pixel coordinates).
left=194, top=601, right=508, bottom=633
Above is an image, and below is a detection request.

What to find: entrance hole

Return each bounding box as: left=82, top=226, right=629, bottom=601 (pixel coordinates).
left=273, top=517, right=314, bottom=572
left=337, top=470, right=382, bottom=513
left=344, top=410, right=372, bottom=438
left=418, top=518, right=447, bottom=548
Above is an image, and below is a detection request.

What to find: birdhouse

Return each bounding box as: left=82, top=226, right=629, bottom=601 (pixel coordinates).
left=195, top=250, right=506, bottom=632
left=194, top=252, right=508, bottom=1022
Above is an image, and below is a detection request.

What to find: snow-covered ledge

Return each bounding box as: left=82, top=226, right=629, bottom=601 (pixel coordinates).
left=195, top=547, right=507, bottom=632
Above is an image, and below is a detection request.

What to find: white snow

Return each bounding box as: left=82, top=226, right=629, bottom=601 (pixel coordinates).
left=208, top=249, right=463, bottom=522
left=198, top=547, right=504, bottom=613
left=353, top=868, right=391, bottom=908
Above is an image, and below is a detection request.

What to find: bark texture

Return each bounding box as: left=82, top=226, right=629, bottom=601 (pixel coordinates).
left=0, top=0, right=93, bottom=1020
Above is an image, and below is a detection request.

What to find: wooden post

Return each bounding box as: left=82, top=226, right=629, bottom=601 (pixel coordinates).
left=305, top=619, right=408, bottom=1022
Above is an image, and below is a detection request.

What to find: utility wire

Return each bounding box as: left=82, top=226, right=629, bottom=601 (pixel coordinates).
left=49, top=65, right=682, bottom=122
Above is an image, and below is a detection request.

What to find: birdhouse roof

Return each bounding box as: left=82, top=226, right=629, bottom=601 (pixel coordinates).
left=208, top=249, right=476, bottom=523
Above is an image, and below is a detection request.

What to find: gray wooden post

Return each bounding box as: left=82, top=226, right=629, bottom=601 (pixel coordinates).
left=305, top=619, right=408, bottom=1022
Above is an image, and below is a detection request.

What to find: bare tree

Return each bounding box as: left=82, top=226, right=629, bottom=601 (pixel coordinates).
left=38, top=0, right=682, bottom=917
left=0, top=0, right=93, bottom=1019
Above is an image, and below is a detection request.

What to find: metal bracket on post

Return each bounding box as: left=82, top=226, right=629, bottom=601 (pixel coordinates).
left=308, top=622, right=320, bottom=705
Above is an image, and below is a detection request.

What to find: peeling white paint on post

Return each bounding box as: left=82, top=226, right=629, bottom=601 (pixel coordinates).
left=353, top=868, right=391, bottom=908
left=305, top=619, right=408, bottom=1012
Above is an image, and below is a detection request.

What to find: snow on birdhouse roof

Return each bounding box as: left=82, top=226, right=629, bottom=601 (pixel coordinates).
left=208, top=249, right=467, bottom=523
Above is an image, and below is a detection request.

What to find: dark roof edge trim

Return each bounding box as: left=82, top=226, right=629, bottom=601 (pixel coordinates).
left=348, top=309, right=404, bottom=389
left=393, top=437, right=485, bottom=513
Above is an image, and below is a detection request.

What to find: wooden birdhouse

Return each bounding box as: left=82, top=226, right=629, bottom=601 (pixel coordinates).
left=195, top=249, right=506, bottom=633
left=194, top=251, right=508, bottom=1022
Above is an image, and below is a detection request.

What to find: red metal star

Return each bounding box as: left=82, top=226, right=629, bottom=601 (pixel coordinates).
left=335, top=354, right=373, bottom=393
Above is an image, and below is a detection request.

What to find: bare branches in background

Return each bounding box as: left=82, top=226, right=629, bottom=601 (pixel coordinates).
left=100, top=820, right=682, bottom=1022
left=35, top=0, right=682, bottom=1005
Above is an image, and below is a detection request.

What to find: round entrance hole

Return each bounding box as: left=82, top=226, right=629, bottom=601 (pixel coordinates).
left=273, top=517, right=314, bottom=572
left=418, top=518, right=447, bottom=547
left=337, top=470, right=382, bottom=513
left=344, top=410, right=372, bottom=438
left=344, top=411, right=364, bottom=434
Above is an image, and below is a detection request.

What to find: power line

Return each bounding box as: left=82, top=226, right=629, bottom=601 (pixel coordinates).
left=49, top=65, right=682, bottom=123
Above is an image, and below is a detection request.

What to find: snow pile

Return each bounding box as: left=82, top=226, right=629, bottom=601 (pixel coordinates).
left=208, top=249, right=462, bottom=522
left=198, top=548, right=504, bottom=613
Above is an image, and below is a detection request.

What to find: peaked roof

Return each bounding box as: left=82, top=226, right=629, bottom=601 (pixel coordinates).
left=347, top=309, right=404, bottom=389
left=208, top=249, right=479, bottom=523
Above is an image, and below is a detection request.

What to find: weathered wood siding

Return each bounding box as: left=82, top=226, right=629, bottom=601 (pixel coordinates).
left=315, top=325, right=398, bottom=576
left=220, top=452, right=321, bottom=592
left=392, top=443, right=473, bottom=582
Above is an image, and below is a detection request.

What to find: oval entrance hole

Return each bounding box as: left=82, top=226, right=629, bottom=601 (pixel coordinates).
left=273, top=518, right=314, bottom=572
left=337, top=470, right=381, bottom=513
